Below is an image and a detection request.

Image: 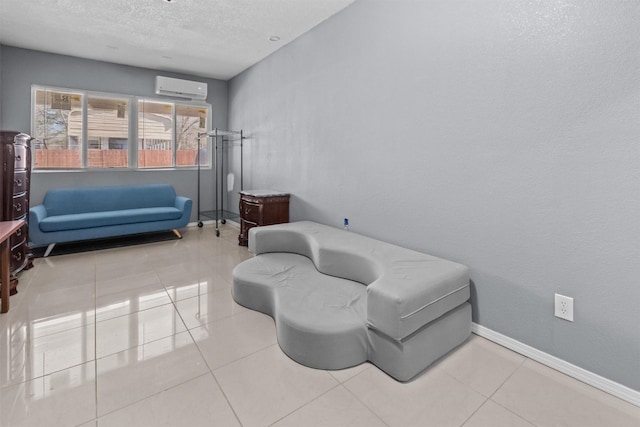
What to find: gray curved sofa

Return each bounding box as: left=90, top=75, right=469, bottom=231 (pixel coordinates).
left=232, top=221, right=471, bottom=381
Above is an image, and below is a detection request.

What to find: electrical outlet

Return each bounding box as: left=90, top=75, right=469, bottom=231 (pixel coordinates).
left=554, top=294, right=574, bottom=322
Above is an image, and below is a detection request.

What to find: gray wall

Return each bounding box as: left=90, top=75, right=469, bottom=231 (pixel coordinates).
left=229, top=0, right=640, bottom=391
left=0, top=46, right=229, bottom=219
left=0, top=44, right=3, bottom=126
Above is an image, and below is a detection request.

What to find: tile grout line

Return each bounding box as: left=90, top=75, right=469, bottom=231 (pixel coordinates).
left=94, top=239, right=189, bottom=423
left=93, top=258, right=99, bottom=424
left=180, top=289, right=245, bottom=422
left=457, top=400, right=488, bottom=427
left=95, top=371, right=214, bottom=421
left=93, top=243, right=221, bottom=422
left=450, top=340, right=532, bottom=426
left=335, top=367, right=390, bottom=427
left=200, top=335, right=275, bottom=372
left=435, top=368, right=489, bottom=427
left=91, top=329, right=208, bottom=421
left=488, top=399, right=538, bottom=427
left=420, top=340, right=528, bottom=427
left=266, top=382, right=345, bottom=427
left=166, top=252, right=244, bottom=427
left=487, top=354, right=527, bottom=400
left=482, top=355, right=536, bottom=427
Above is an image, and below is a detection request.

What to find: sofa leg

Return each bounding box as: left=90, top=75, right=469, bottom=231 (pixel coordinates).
left=44, top=243, right=56, bottom=257
left=172, top=229, right=183, bottom=239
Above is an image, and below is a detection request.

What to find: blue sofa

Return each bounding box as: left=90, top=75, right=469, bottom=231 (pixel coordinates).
left=29, top=184, right=192, bottom=256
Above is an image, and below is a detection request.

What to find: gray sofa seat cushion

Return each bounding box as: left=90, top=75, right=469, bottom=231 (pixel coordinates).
left=233, top=252, right=368, bottom=369
left=39, top=207, right=183, bottom=232
left=248, top=221, right=469, bottom=341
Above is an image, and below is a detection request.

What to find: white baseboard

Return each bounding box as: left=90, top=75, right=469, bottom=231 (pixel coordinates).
left=472, top=323, right=640, bottom=408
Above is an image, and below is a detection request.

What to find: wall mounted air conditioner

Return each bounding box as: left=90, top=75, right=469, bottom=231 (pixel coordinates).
left=155, top=76, right=208, bottom=100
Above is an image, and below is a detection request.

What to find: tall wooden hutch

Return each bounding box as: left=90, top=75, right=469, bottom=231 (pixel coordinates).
left=0, top=131, right=34, bottom=296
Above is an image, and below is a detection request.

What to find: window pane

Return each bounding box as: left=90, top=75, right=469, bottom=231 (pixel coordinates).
left=87, top=97, right=129, bottom=168
left=33, top=89, right=83, bottom=168
left=176, top=105, right=208, bottom=167
left=138, top=100, right=174, bottom=168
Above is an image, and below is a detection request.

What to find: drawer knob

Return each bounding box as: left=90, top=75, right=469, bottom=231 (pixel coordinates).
left=14, top=204, right=22, bottom=212
left=14, top=251, right=22, bottom=262
left=14, top=178, right=22, bottom=187
left=16, top=155, right=21, bottom=161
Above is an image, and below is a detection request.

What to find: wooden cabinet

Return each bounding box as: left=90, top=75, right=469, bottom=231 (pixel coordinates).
left=0, top=131, right=33, bottom=296
left=238, top=190, right=290, bottom=246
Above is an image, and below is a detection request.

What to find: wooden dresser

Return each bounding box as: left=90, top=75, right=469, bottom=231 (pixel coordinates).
left=238, top=190, right=290, bottom=246
left=0, top=131, right=34, bottom=296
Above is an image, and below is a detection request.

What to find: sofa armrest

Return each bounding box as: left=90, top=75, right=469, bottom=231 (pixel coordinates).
left=174, top=196, right=190, bottom=211
left=28, top=204, right=50, bottom=247
left=174, top=196, right=193, bottom=226
left=29, top=204, right=48, bottom=225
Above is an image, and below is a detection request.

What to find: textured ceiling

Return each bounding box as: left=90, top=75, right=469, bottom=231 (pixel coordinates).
left=0, top=0, right=355, bottom=80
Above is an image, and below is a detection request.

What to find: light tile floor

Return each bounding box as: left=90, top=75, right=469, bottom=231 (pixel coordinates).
left=1, top=225, right=639, bottom=427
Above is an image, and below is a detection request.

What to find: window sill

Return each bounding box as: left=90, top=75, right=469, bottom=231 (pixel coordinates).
left=33, top=166, right=212, bottom=173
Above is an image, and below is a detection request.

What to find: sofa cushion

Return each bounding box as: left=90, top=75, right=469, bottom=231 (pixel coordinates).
left=43, top=184, right=177, bottom=216
left=233, top=252, right=368, bottom=369
left=248, top=221, right=470, bottom=341
left=39, top=207, right=183, bottom=232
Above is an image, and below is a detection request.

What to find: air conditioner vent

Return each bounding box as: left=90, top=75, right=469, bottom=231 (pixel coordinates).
left=155, top=76, right=207, bottom=100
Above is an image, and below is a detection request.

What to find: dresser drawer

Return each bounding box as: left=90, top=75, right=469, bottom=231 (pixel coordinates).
left=13, top=170, right=28, bottom=194
left=240, top=218, right=257, bottom=231
left=11, top=244, right=28, bottom=272
left=239, top=219, right=258, bottom=246
left=12, top=194, right=28, bottom=218
left=10, top=222, right=27, bottom=248
left=241, top=201, right=261, bottom=222
left=14, top=145, right=28, bottom=170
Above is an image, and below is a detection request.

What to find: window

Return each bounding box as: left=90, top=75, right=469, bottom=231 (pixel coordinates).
left=87, top=96, right=129, bottom=168
left=32, top=89, right=84, bottom=169
left=138, top=100, right=173, bottom=168
left=31, top=85, right=210, bottom=170
left=137, top=102, right=209, bottom=168
left=177, top=105, right=209, bottom=167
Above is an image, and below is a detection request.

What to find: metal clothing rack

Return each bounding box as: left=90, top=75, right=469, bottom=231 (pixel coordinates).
left=196, top=128, right=245, bottom=237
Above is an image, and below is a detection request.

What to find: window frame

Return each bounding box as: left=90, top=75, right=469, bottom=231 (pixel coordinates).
left=31, top=84, right=212, bottom=171
left=85, top=93, right=132, bottom=169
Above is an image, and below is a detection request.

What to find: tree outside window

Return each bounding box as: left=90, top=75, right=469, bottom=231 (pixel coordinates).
left=32, top=89, right=83, bottom=168
left=177, top=105, right=208, bottom=167
left=138, top=100, right=174, bottom=168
